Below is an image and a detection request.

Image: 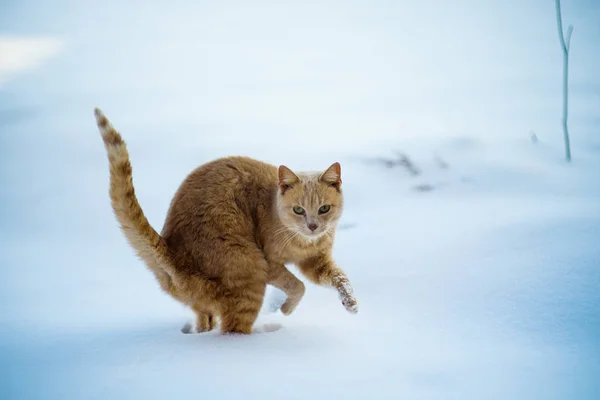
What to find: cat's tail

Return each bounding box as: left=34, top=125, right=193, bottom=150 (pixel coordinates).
left=93, top=108, right=180, bottom=296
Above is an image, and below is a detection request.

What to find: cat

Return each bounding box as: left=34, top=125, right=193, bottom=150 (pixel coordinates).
left=93, top=108, right=358, bottom=334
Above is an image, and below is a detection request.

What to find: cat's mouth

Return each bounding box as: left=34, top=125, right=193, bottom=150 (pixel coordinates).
left=286, top=225, right=328, bottom=242
left=299, top=228, right=326, bottom=240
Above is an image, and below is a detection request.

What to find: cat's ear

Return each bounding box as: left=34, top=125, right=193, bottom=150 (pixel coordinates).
left=320, top=162, right=342, bottom=190
left=278, top=165, right=300, bottom=193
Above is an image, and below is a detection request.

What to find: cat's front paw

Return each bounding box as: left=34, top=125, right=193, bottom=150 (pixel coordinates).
left=280, top=298, right=301, bottom=315
left=332, top=275, right=358, bottom=314
left=341, top=293, right=359, bottom=314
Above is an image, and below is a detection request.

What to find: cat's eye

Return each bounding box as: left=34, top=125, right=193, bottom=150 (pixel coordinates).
left=318, top=205, right=331, bottom=214
left=293, top=206, right=305, bottom=215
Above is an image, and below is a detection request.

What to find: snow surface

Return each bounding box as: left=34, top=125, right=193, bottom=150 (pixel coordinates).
left=1, top=1, right=599, bottom=399
left=0, top=37, right=63, bottom=86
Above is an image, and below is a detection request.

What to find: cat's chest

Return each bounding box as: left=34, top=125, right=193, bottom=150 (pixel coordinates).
left=265, top=238, right=321, bottom=264
left=282, top=241, right=321, bottom=262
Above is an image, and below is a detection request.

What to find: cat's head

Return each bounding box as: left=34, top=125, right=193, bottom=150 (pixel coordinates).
left=276, top=162, right=344, bottom=239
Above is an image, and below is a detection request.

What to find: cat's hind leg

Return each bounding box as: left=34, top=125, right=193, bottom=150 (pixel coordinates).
left=219, top=279, right=266, bottom=334
left=196, top=310, right=217, bottom=332
left=181, top=304, right=217, bottom=334
left=194, top=304, right=217, bottom=333
left=201, top=240, right=270, bottom=335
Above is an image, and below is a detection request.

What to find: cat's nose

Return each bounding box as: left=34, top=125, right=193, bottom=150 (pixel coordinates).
left=308, top=223, right=318, bottom=232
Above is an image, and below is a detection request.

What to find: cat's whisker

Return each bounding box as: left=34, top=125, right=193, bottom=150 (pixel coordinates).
left=272, top=226, right=290, bottom=235
left=273, top=227, right=294, bottom=248
left=281, top=229, right=300, bottom=249
left=274, top=227, right=295, bottom=243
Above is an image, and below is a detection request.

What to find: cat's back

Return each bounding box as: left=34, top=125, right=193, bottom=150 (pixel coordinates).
left=162, top=156, right=277, bottom=238
left=179, top=156, right=276, bottom=197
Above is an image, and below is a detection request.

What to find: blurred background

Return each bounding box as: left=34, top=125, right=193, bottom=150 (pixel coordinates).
left=1, top=1, right=599, bottom=399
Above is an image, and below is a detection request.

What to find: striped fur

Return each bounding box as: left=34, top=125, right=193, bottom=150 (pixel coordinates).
left=94, top=108, right=199, bottom=301
left=93, top=108, right=358, bottom=335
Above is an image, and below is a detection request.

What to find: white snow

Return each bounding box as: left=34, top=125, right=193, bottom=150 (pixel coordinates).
left=0, top=37, right=63, bottom=86
left=1, top=1, right=599, bottom=399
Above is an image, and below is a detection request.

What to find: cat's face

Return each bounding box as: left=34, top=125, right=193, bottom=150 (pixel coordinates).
left=276, top=162, right=344, bottom=239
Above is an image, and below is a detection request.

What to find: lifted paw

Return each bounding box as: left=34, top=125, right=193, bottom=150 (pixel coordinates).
left=342, top=295, right=359, bottom=314
left=333, top=275, right=359, bottom=314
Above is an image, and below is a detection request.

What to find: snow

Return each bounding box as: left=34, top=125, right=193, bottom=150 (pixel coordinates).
left=1, top=1, right=600, bottom=399
left=0, top=37, right=63, bottom=86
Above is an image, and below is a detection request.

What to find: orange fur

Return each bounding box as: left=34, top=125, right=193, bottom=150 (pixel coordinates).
left=94, top=108, right=358, bottom=334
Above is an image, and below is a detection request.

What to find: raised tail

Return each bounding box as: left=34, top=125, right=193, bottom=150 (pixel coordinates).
left=94, top=108, right=178, bottom=295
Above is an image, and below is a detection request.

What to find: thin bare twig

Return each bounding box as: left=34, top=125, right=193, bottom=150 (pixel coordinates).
left=555, top=0, right=573, bottom=162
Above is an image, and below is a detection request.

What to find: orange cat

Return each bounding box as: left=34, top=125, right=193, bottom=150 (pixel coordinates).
left=94, top=108, right=358, bottom=334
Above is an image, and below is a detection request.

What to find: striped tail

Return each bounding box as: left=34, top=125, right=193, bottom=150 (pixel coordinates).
left=94, top=108, right=178, bottom=295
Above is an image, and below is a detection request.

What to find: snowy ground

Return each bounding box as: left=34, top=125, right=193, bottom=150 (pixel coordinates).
left=1, top=1, right=600, bottom=399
